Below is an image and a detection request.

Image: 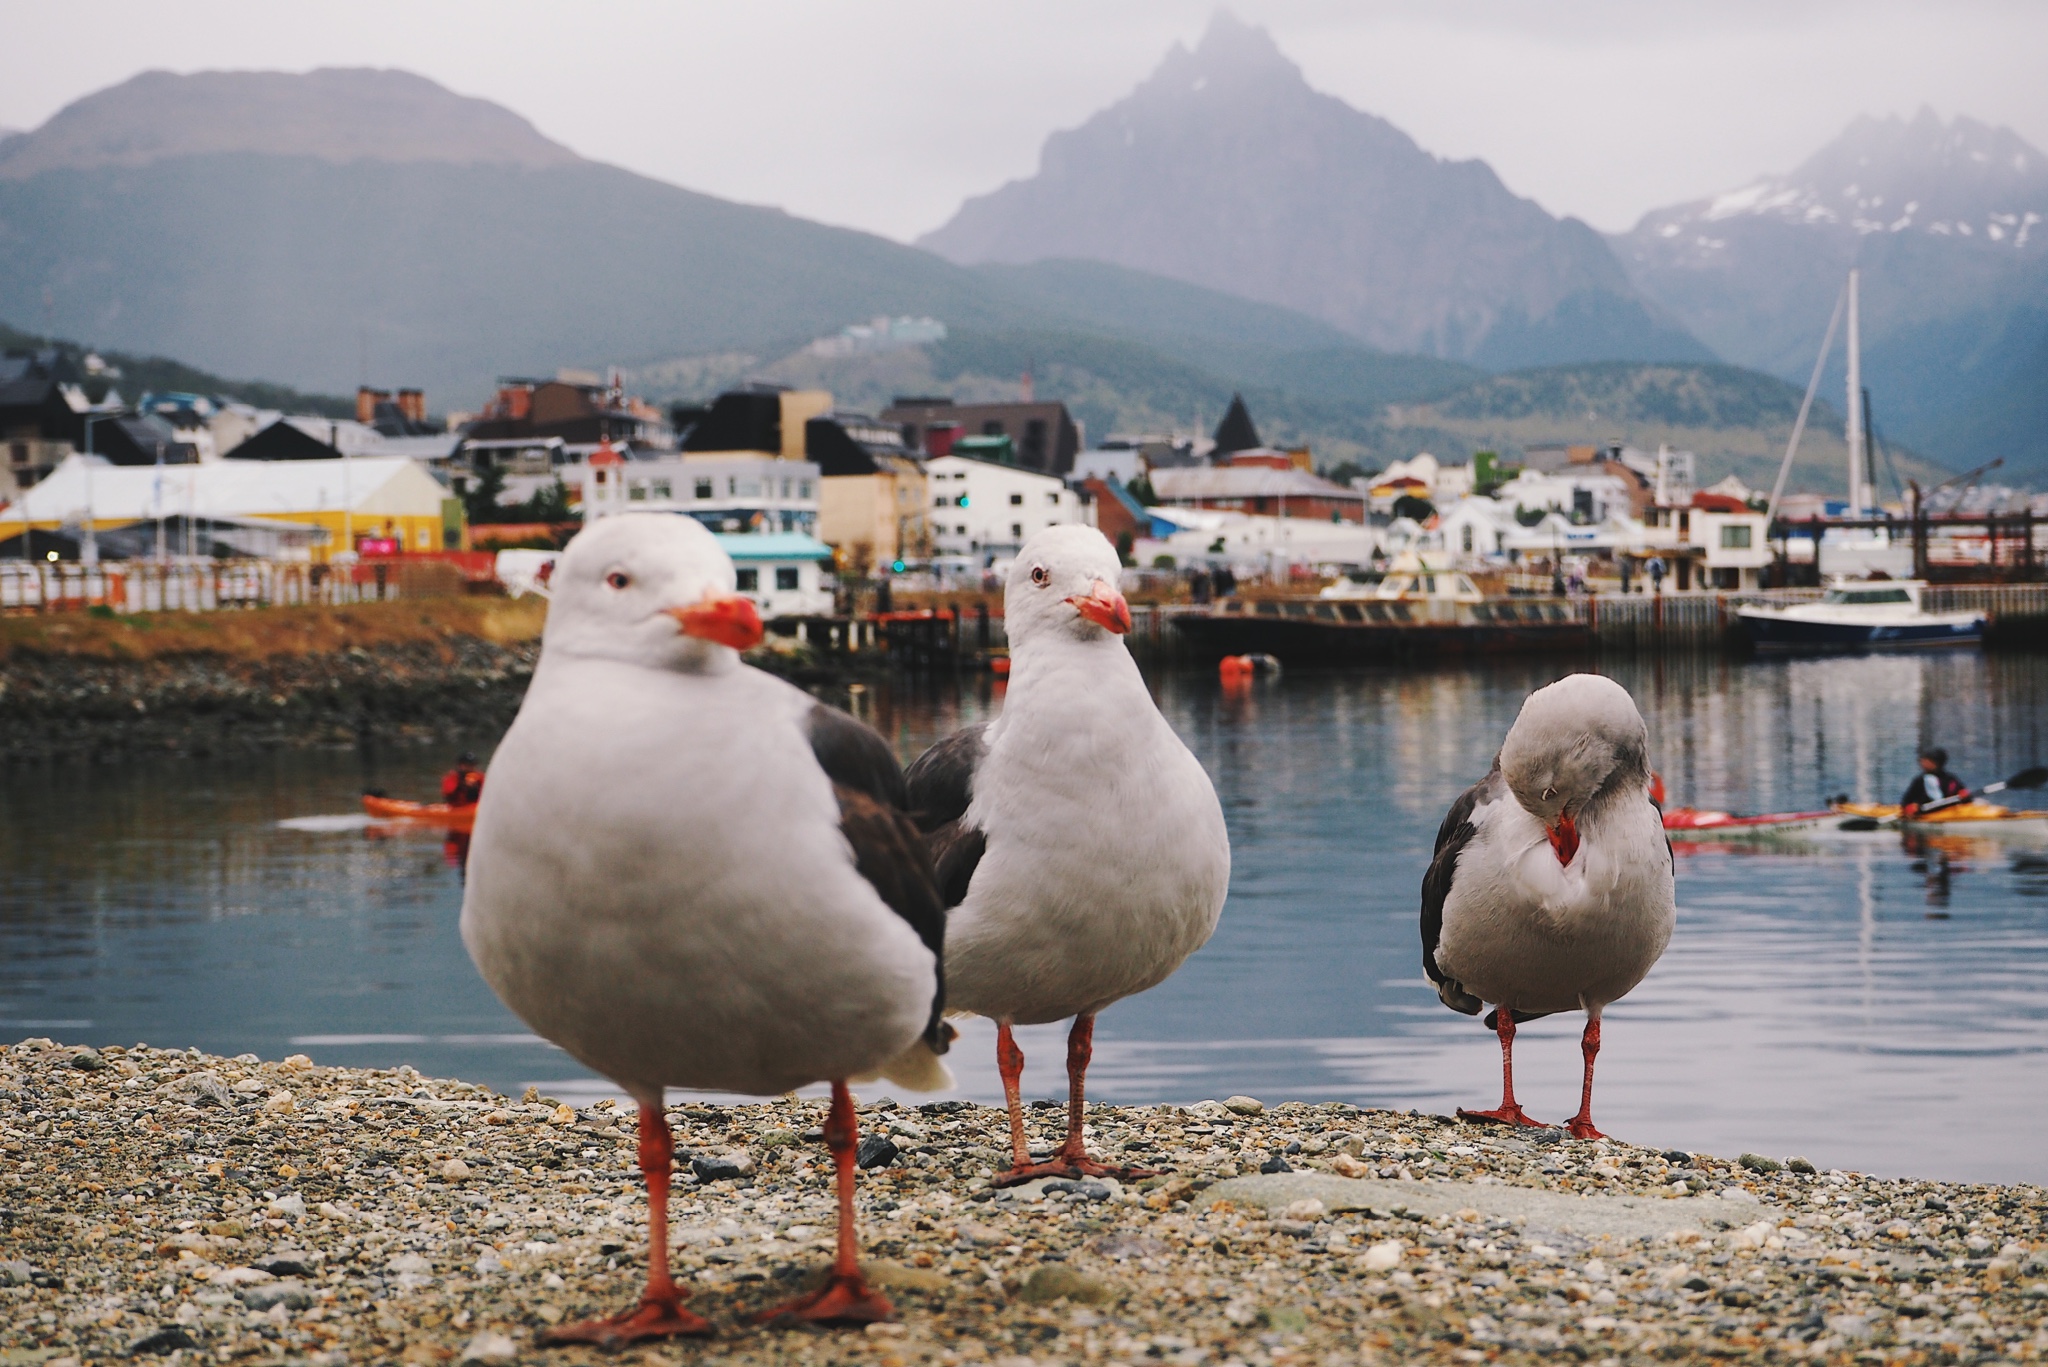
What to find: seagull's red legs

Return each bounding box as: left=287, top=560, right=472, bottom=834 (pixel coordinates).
left=990, top=1015, right=1158, bottom=1186
left=542, top=1101, right=712, bottom=1345
left=1565, top=1015, right=1605, bottom=1140
left=752, top=1081, right=893, bottom=1325
left=1458, top=1010, right=1547, bottom=1128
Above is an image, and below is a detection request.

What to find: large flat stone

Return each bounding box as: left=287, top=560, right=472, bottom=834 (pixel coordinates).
left=1194, top=1174, right=1771, bottom=1241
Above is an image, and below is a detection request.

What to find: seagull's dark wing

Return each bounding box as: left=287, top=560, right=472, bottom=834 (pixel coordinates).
left=905, top=722, right=991, bottom=911
left=1421, top=766, right=1496, bottom=1017
left=807, top=704, right=946, bottom=1050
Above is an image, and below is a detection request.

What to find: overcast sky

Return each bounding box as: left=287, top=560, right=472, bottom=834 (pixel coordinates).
left=3, top=1, right=2042, bottom=242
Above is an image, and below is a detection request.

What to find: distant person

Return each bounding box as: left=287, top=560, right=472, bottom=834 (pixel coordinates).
left=1620, top=558, right=1634, bottom=595
left=442, top=751, right=486, bottom=807
left=1214, top=565, right=1237, bottom=597
left=1646, top=556, right=1667, bottom=594
left=1900, top=747, right=1968, bottom=816
left=1190, top=569, right=1212, bottom=605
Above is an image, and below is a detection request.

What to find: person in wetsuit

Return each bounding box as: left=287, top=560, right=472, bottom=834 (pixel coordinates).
left=442, top=751, right=485, bottom=807
left=1899, top=747, right=1968, bottom=816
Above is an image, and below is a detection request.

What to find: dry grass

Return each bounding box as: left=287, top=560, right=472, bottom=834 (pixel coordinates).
left=0, top=597, right=548, bottom=664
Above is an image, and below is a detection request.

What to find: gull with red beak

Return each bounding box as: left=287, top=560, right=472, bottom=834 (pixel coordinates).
left=462, top=513, right=951, bottom=1341
left=1421, top=673, right=1674, bottom=1140
left=905, top=525, right=1229, bottom=1184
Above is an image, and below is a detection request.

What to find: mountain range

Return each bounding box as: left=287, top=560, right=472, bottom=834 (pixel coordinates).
left=1612, top=107, right=2048, bottom=478
left=920, top=14, right=1708, bottom=373
left=0, top=25, right=2033, bottom=485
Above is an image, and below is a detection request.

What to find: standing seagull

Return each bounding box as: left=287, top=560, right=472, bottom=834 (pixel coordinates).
left=1421, top=673, right=1674, bottom=1140
left=906, top=526, right=1229, bottom=1184
left=462, top=513, right=949, bottom=1342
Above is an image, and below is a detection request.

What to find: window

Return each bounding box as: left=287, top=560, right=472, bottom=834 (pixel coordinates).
left=628, top=481, right=648, bottom=501
left=934, top=495, right=948, bottom=507
left=652, top=480, right=671, bottom=499
left=695, top=480, right=713, bottom=499
left=775, top=567, right=800, bottom=591
left=416, top=528, right=431, bottom=548
left=1719, top=524, right=1752, bottom=549
left=735, top=568, right=759, bottom=591
left=1023, top=418, right=1047, bottom=462
left=1010, top=523, right=1023, bottom=538
left=727, top=477, right=738, bottom=495
left=1046, top=492, right=1061, bottom=505
left=800, top=480, right=814, bottom=498
left=982, top=420, right=1004, bottom=437
left=956, top=524, right=968, bottom=535
left=1461, top=525, right=1473, bottom=553
left=1009, top=492, right=1024, bottom=506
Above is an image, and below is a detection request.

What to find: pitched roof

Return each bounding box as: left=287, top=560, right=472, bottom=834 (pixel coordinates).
left=1212, top=393, right=1262, bottom=456
left=0, top=454, right=447, bottom=526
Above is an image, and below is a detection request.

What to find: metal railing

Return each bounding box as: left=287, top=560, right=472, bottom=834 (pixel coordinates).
left=0, top=558, right=473, bottom=613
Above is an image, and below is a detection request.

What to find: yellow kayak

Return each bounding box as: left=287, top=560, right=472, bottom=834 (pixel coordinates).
left=1833, top=800, right=2048, bottom=834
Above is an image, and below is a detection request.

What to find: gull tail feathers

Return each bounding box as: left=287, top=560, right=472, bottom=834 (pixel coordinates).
left=854, top=1038, right=954, bottom=1093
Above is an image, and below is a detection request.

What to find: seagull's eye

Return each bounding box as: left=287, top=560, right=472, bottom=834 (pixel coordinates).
left=1541, top=786, right=1558, bottom=802
left=605, top=571, right=631, bottom=591
left=1030, top=565, right=1051, bottom=587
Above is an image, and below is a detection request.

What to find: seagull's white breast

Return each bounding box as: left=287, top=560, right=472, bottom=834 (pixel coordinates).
left=461, top=657, right=934, bottom=1098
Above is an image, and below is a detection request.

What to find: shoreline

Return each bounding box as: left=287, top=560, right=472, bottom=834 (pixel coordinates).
left=3, top=1040, right=2043, bottom=1365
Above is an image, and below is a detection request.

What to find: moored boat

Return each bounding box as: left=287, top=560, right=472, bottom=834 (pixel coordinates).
left=1736, top=580, right=1983, bottom=653
left=362, top=794, right=478, bottom=831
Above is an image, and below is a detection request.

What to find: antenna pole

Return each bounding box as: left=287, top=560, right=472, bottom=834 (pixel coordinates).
left=1765, top=281, right=1847, bottom=526
left=1845, top=268, right=1865, bottom=517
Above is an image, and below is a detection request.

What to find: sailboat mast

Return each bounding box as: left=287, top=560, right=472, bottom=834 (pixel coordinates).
left=1845, top=268, right=1866, bottom=518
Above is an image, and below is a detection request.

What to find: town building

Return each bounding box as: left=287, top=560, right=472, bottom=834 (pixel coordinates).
left=1211, top=394, right=1262, bottom=460
left=578, top=444, right=819, bottom=536
left=1149, top=464, right=1365, bottom=523
left=464, top=372, right=674, bottom=452
left=924, top=452, right=1090, bottom=561
left=674, top=388, right=831, bottom=461
left=721, top=532, right=837, bottom=618
left=0, top=455, right=456, bottom=561
left=881, top=396, right=1082, bottom=475
left=805, top=413, right=927, bottom=570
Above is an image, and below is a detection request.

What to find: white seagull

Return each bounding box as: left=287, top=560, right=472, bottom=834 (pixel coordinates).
left=1421, top=673, right=1674, bottom=1139
left=461, top=513, right=950, bottom=1342
left=906, top=525, right=1230, bottom=1184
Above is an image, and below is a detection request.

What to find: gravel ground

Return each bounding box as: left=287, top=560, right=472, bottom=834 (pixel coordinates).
left=3, top=1038, right=2044, bottom=1366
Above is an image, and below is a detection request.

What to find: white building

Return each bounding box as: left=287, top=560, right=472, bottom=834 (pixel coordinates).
left=1071, top=447, right=1147, bottom=486
left=1494, top=468, right=1638, bottom=525
left=723, top=532, right=837, bottom=617
left=924, top=453, right=1090, bottom=562
left=579, top=449, right=819, bottom=536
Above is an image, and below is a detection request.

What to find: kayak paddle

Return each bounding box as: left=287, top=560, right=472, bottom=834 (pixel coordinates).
left=1982, top=765, right=2048, bottom=795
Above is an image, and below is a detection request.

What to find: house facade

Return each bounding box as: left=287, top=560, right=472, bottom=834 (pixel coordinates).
left=924, top=453, right=1090, bottom=561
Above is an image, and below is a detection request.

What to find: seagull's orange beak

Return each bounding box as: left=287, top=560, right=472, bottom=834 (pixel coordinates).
left=1067, top=579, right=1132, bottom=634
left=665, top=593, right=763, bottom=651
left=1546, top=813, right=1580, bottom=867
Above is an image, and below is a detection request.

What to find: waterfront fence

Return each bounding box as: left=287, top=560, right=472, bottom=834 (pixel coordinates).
left=0, top=557, right=475, bottom=614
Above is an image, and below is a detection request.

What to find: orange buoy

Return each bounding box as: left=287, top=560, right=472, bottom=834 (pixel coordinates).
left=1219, top=655, right=1254, bottom=682
left=990, top=656, right=1012, bottom=677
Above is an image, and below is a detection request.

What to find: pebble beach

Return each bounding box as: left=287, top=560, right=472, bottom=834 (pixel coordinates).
left=3, top=1039, right=2044, bottom=1366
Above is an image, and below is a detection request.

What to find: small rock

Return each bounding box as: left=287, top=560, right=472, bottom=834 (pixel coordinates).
left=1533, top=1128, right=1566, bottom=1145
left=160, top=1071, right=233, bottom=1107
left=458, top=1330, right=521, bottom=1363
left=1787, top=1157, right=1817, bottom=1174
left=1662, top=1149, right=1692, bottom=1163
left=1018, top=1264, right=1115, bottom=1305
left=549, top=1103, right=575, bottom=1124
left=855, top=1135, right=900, bottom=1170
left=1259, top=1306, right=1309, bottom=1333
left=441, top=1158, right=473, bottom=1181
left=68, top=1047, right=105, bottom=1072
left=238, top=1280, right=315, bottom=1312
left=267, top=1192, right=307, bottom=1218
left=0, top=1260, right=33, bottom=1285
left=1085, top=1233, right=1168, bottom=1260
left=1282, top=1198, right=1327, bottom=1221
left=1223, top=1095, right=1265, bottom=1116
left=1718, top=1186, right=1761, bottom=1204
left=692, top=1151, right=756, bottom=1182
left=475, top=1249, right=505, bottom=1275
left=1738, top=1153, right=1783, bottom=1173
left=388, top=1252, right=434, bottom=1274
left=1258, top=1156, right=1293, bottom=1174
left=281, top=1053, right=315, bottom=1072
left=263, top=1090, right=296, bottom=1114
left=212, top=1266, right=275, bottom=1286
left=257, top=1258, right=313, bottom=1277
left=1330, top=1153, right=1371, bottom=1179
left=128, top=1327, right=199, bottom=1355
left=1362, top=1241, right=1404, bottom=1271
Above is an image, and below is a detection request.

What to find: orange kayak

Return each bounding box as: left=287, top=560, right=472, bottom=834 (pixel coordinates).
left=362, top=794, right=478, bottom=831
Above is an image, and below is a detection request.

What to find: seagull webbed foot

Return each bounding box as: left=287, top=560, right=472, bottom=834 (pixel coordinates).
left=751, top=1270, right=894, bottom=1326
left=540, top=1292, right=715, bottom=1346
left=1457, top=1103, right=1548, bottom=1129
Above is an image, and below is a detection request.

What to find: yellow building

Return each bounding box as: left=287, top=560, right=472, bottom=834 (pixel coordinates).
left=0, top=454, right=454, bottom=562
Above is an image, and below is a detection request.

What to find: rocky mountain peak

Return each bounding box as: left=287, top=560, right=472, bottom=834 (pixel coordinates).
left=0, top=68, right=579, bottom=181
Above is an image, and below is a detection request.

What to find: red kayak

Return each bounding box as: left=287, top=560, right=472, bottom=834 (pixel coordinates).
left=1662, top=807, right=1834, bottom=840
left=362, top=794, right=478, bottom=832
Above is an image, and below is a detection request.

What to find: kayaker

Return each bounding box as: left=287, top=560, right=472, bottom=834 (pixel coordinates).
left=1899, top=747, right=1968, bottom=816
left=442, top=752, right=486, bottom=807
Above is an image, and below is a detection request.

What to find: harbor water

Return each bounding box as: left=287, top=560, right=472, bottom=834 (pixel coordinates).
left=4, top=652, right=2046, bottom=1183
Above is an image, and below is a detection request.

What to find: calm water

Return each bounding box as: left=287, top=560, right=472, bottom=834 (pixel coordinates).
left=5, top=653, right=2047, bottom=1184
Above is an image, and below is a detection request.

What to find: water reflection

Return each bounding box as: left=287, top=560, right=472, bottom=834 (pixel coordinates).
left=3, top=653, right=2046, bottom=1183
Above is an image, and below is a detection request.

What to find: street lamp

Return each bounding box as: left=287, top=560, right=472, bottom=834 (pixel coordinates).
left=80, top=411, right=117, bottom=567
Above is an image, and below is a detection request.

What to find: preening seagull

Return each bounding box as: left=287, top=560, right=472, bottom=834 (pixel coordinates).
left=1421, top=673, right=1674, bottom=1140
left=906, top=525, right=1230, bottom=1185
left=461, top=513, right=949, bottom=1341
